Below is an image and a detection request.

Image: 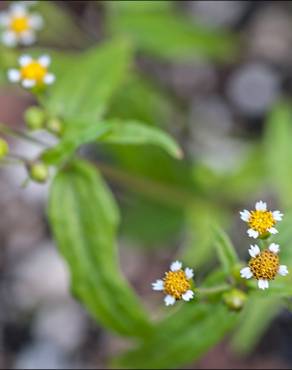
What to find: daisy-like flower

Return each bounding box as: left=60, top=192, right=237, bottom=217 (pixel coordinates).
left=152, top=261, right=194, bottom=306
left=240, top=200, right=283, bottom=239
left=240, top=243, right=288, bottom=290
left=8, top=54, right=55, bottom=89
left=0, top=2, right=43, bottom=47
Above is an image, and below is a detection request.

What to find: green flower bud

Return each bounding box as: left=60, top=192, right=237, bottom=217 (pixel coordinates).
left=0, top=138, right=9, bottom=159
left=46, top=118, right=64, bottom=137
left=28, top=161, right=49, bottom=183
left=223, top=288, right=247, bottom=311
left=25, top=107, right=46, bottom=131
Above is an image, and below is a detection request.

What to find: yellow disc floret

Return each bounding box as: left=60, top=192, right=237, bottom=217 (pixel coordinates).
left=21, top=61, right=47, bottom=84
left=249, top=250, right=279, bottom=280
left=10, top=16, right=30, bottom=33
left=163, top=270, right=191, bottom=299
left=248, top=210, right=275, bottom=235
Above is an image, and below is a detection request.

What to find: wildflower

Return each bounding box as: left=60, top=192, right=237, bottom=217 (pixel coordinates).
left=8, top=55, right=55, bottom=89
left=240, top=243, right=288, bottom=290
left=152, top=261, right=194, bottom=306
left=0, top=2, right=43, bottom=47
left=240, top=200, right=283, bottom=239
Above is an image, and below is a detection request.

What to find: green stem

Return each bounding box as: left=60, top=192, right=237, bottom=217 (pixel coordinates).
left=196, top=284, right=230, bottom=296
left=0, top=123, right=49, bottom=147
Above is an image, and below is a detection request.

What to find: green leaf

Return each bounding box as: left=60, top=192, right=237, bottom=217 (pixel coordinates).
left=212, top=225, right=239, bottom=274
left=42, top=119, right=182, bottom=165
left=114, top=303, right=238, bottom=369
left=106, top=1, right=237, bottom=62
left=99, top=120, right=183, bottom=159
left=264, top=101, right=292, bottom=207
left=49, top=160, right=152, bottom=337
left=40, top=39, right=132, bottom=121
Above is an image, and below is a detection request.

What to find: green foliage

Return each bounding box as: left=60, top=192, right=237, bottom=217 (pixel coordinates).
left=49, top=160, right=152, bottom=337
left=114, top=303, right=238, bottom=369
left=106, top=0, right=237, bottom=61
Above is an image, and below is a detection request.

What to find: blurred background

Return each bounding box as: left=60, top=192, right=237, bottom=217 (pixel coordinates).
left=1, top=0, right=292, bottom=368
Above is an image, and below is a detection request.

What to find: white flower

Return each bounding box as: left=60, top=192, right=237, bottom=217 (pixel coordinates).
left=240, top=244, right=288, bottom=290
left=7, top=54, right=55, bottom=89
left=240, top=201, right=283, bottom=239
left=0, top=2, right=43, bottom=47
left=152, top=261, right=195, bottom=306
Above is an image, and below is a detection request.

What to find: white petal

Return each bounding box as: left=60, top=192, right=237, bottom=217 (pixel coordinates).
left=240, top=267, right=253, bottom=279
left=0, top=13, right=10, bottom=27
left=38, top=55, right=51, bottom=67
left=268, top=227, right=278, bottom=235
left=272, top=210, right=283, bottom=221
left=29, top=13, right=43, bottom=29
left=185, top=267, right=194, bottom=280
left=240, top=209, right=250, bottom=222
left=269, top=243, right=280, bottom=254
left=7, top=69, right=20, bottom=82
left=164, top=295, right=176, bottom=306
left=278, top=265, right=289, bottom=276
left=20, top=30, right=36, bottom=45
left=170, top=261, right=182, bottom=272
left=10, top=3, right=27, bottom=16
left=248, top=244, right=260, bottom=258
left=255, top=201, right=267, bottom=211
left=19, top=54, right=32, bottom=66
left=1, top=31, right=17, bottom=47
left=247, top=228, right=259, bottom=239
left=43, top=73, right=55, bottom=85
left=182, top=290, right=194, bottom=302
left=22, top=78, right=36, bottom=88
left=152, top=279, right=164, bottom=291
left=258, top=279, right=269, bottom=290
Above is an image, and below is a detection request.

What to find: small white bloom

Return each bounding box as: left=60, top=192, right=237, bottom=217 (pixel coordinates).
left=248, top=244, right=260, bottom=258
left=152, top=261, right=195, bottom=306
left=278, top=265, right=289, bottom=276
left=269, top=243, right=280, bottom=254
left=240, top=209, right=250, bottom=222
left=255, top=201, right=267, bottom=211
left=258, top=279, right=269, bottom=290
left=152, top=279, right=164, bottom=291
left=247, top=228, right=259, bottom=239
left=240, top=267, right=253, bottom=279
left=170, top=260, right=182, bottom=272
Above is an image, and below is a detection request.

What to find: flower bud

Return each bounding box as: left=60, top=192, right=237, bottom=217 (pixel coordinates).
left=28, top=161, right=49, bottom=183
left=46, top=117, right=64, bottom=137
left=0, top=138, right=9, bottom=159
left=25, top=106, right=46, bottom=131
left=223, top=288, right=247, bottom=311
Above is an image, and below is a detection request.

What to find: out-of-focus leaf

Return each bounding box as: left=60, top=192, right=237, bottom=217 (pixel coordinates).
left=114, top=303, right=238, bottom=369
left=40, top=39, right=132, bottom=122
left=213, top=225, right=239, bottom=274
left=264, top=102, right=292, bottom=207
left=106, top=1, right=237, bottom=61
left=49, top=160, right=152, bottom=337
left=42, top=119, right=182, bottom=165
left=232, top=296, right=280, bottom=355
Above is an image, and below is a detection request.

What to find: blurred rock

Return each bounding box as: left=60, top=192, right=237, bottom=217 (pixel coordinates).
left=12, top=242, right=70, bottom=310
left=14, top=339, right=70, bottom=370
left=247, top=5, right=292, bottom=65
left=33, top=300, right=87, bottom=352
left=226, top=62, right=281, bottom=116
left=188, top=0, right=248, bottom=28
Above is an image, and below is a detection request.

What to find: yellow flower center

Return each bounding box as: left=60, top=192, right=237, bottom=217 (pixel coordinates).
left=248, top=210, right=275, bottom=235
left=163, top=270, right=190, bottom=299
left=21, top=61, right=47, bottom=84
left=10, top=16, right=30, bottom=33
left=249, top=250, right=279, bottom=280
